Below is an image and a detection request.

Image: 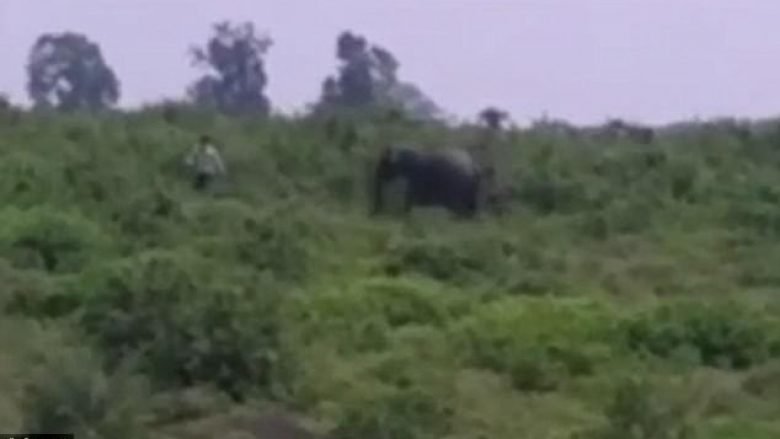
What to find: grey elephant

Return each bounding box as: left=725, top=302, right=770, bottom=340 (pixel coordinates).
left=371, top=144, right=482, bottom=217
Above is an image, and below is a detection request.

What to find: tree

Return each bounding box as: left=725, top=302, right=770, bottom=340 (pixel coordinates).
left=0, top=93, right=11, bottom=111
left=317, top=30, right=442, bottom=121
left=26, top=32, right=120, bottom=111
left=333, top=31, right=374, bottom=107
left=479, top=107, right=509, bottom=131
left=188, top=21, right=273, bottom=115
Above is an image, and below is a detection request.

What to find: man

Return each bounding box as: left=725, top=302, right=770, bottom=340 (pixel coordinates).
left=184, top=134, right=227, bottom=191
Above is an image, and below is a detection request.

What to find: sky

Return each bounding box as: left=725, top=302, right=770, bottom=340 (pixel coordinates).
left=2, top=0, right=780, bottom=126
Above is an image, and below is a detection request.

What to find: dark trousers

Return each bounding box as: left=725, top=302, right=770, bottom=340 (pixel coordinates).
left=193, top=172, right=212, bottom=191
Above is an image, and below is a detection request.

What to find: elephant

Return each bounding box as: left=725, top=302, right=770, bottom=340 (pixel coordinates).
left=371, top=144, right=483, bottom=217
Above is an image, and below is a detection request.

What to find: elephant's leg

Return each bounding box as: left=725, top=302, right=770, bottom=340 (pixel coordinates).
left=403, top=184, right=416, bottom=213
left=458, top=180, right=479, bottom=218
left=468, top=179, right=480, bottom=214
left=465, top=193, right=477, bottom=216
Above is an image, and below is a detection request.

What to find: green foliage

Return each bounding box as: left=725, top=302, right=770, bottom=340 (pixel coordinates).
left=21, top=345, right=149, bottom=438
left=285, top=277, right=463, bottom=357
left=624, top=301, right=780, bottom=369
left=187, top=201, right=313, bottom=282
left=77, top=250, right=282, bottom=400
left=3, top=110, right=780, bottom=437
left=573, top=377, right=698, bottom=439
left=382, top=226, right=571, bottom=295
left=188, top=21, right=272, bottom=115
left=26, top=32, right=120, bottom=111
left=317, top=31, right=442, bottom=121
left=0, top=206, right=109, bottom=273
left=0, top=317, right=148, bottom=438
left=453, top=298, right=617, bottom=391
left=332, top=384, right=452, bottom=439
left=741, top=361, right=780, bottom=398
left=293, top=331, right=457, bottom=439
left=0, top=153, right=62, bottom=206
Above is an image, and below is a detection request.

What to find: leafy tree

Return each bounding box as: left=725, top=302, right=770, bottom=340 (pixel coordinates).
left=188, top=21, right=273, bottom=115
left=317, top=30, right=442, bottom=121
left=0, top=93, right=11, bottom=111
left=26, top=32, right=120, bottom=111
left=479, top=107, right=509, bottom=131
left=332, top=31, right=375, bottom=107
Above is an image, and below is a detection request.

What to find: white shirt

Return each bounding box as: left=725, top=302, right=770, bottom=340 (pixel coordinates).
left=185, top=143, right=227, bottom=176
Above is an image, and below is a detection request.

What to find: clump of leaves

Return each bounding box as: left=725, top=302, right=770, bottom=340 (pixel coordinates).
left=623, top=300, right=779, bottom=370
left=572, top=377, right=698, bottom=439
left=15, top=326, right=149, bottom=439
left=452, top=298, right=617, bottom=392
left=0, top=206, right=110, bottom=273
left=77, top=250, right=283, bottom=400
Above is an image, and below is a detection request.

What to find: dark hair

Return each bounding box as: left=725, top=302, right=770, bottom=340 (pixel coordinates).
left=199, top=134, right=212, bottom=144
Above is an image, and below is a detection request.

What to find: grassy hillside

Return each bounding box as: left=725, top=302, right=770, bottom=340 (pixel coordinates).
left=2, top=106, right=780, bottom=438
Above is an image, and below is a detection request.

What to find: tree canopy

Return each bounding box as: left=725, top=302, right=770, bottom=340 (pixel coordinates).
left=187, top=21, right=273, bottom=115
left=26, top=32, right=120, bottom=111
left=317, top=30, right=443, bottom=121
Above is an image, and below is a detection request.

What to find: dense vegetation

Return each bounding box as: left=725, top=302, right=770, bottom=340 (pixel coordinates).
left=1, top=104, right=780, bottom=439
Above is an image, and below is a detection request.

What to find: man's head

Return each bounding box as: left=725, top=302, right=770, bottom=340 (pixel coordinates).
left=199, top=134, right=212, bottom=145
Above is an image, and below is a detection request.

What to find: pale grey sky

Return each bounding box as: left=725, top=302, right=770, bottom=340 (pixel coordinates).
left=2, top=0, right=780, bottom=125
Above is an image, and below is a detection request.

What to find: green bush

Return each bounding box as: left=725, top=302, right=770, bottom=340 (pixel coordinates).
left=0, top=317, right=148, bottom=439
left=327, top=347, right=456, bottom=439
left=21, top=345, right=149, bottom=439
left=0, top=206, right=110, bottom=273
left=285, top=277, right=463, bottom=356
left=107, top=185, right=183, bottom=248
left=332, top=385, right=452, bottom=439
left=357, top=277, right=455, bottom=328
left=0, top=260, right=64, bottom=318
left=741, top=361, right=780, bottom=398
left=573, top=376, right=698, bottom=439
left=8, top=108, right=780, bottom=437
left=76, top=250, right=283, bottom=400
left=384, top=235, right=486, bottom=283
left=623, top=301, right=779, bottom=369
left=452, top=298, right=617, bottom=391
left=383, top=229, right=569, bottom=294
left=0, top=153, right=61, bottom=207
left=187, top=200, right=313, bottom=282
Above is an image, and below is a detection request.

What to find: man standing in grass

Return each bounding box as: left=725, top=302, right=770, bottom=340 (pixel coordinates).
left=184, top=134, right=228, bottom=192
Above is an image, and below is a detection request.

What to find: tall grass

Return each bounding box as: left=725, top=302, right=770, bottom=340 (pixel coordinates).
left=2, top=106, right=780, bottom=438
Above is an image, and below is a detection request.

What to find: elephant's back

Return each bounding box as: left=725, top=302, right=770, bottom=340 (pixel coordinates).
left=438, top=148, right=479, bottom=175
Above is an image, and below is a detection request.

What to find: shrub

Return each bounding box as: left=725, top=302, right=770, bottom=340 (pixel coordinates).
left=285, top=277, right=461, bottom=356
left=384, top=235, right=484, bottom=283
left=742, top=360, right=780, bottom=399
left=572, top=376, right=698, bottom=439
left=0, top=206, right=109, bottom=273
left=77, top=250, right=283, bottom=400
left=452, top=298, right=617, bottom=392
left=187, top=201, right=312, bottom=282
left=108, top=185, right=183, bottom=248
left=357, top=277, right=455, bottom=328
left=0, top=317, right=149, bottom=439
left=516, top=172, right=591, bottom=214
left=383, top=229, right=568, bottom=294
left=0, top=260, right=65, bottom=318
left=328, top=348, right=455, bottom=439
left=20, top=345, right=149, bottom=439
left=332, top=386, right=452, bottom=439
left=0, top=153, right=61, bottom=206
left=623, top=300, right=779, bottom=369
